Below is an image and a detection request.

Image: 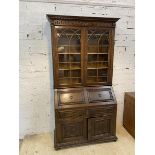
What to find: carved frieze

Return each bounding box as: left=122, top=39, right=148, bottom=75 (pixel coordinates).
left=47, top=15, right=119, bottom=28
left=51, top=19, right=114, bottom=27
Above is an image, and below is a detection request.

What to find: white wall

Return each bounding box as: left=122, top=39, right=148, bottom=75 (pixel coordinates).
left=19, top=0, right=135, bottom=139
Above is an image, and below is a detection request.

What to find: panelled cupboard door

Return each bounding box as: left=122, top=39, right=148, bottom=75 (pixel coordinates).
left=88, top=116, right=114, bottom=141
left=54, top=27, right=84, bottom=88
left=85, top=28, right=113, bottom=86
left=56, top=118, right=87, bottom=145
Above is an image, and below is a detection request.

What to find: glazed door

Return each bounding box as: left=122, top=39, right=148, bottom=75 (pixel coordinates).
left=54, top=27, right=84, bottom=88
left=85, top=28, right=113, bottom=86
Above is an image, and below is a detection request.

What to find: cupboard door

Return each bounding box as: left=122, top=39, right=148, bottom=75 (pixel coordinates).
left=55, top=27, right=84, bottom=88
left=56, top=118, right=87, bottom=145
left=88, top=116, right=114, bottom=141
left=85, top=29, right=112, bottom=86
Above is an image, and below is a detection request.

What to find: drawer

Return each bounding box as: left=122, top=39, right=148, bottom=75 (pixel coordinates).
left=57, top=89, right=85, bottom=106
left=57, top=109, right=85, bottom=121
left=86, top=87, right=114, bottom=103
left=87, top=106, right=114, bottom=118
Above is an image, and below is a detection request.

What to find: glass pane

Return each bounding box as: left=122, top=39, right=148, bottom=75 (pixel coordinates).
left=57, top=28, right=81, bottom=86
left=87, top=77, right=97, bottom=83
left=59, top=63, right=70, bottom=70
left=59, top=70, right=70, bottom=78
left=71, top=78, right=81, bottom=84
left=98, top=77, right=107, bottom=82
left=98, top=62, right=108, bottom=68
left=70, top=63, right=81, bottom=70
left=59, top=54, right=69, bottom=62
left=88, top=69, right=97, bottom=77
left=71, top=70, right=81, bottom=77
left=70, top=46, right=80, bottom=53
left=88, top=46, right=98, bottom=53
left=98, top=54, right=108, bottom=61
left=70, top=54, right=80, bottom=62
left=59, top=78, right=70, bottom=85
left=87, top=29, right=109, bottom=84
left=99, top=45, right=109, bottom=53
left=58, top=45, right=80, bottom=53
left=87, top=62, right=97, bottom=68
left=98, top=69, right=108, bottom=76
left=88, top=54, right=97, bottom=62
left=88, top=29, right=109, bottom=53
left=57, top=29, right=81, bottom=53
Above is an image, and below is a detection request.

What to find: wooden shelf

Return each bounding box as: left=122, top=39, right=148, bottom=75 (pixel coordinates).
left=59, top=68, right=81, bottom=70
left=87, top=81, right=107, bottom=84
left=87, top=67, right=108, bottom=69
left=87, top=61, right=108, bottom=63
left=88, top=34, right=109, bottom=36
left=58, top=53, right=81, bottom=54
left=58, top=45, right=80, bottom=46
left=88, top=53, right=108, bottom=54
left=88, top=76, right=107, bottom=78
left=59, top=83, right=81, bottom=85
left=98, top=81, right=107, bottom=83
left=59, top=77, right=80, bottom=79
left=59, top=62, right=80, bottom=63
left=88, top=44, right=109, bottom=47
left=58, top=34, right=81, bottom=36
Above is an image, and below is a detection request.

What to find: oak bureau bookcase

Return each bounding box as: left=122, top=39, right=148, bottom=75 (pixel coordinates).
left=47, top=15, right=119, bottom=149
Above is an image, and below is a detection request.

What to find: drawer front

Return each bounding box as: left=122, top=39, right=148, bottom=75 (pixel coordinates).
left=88, top=106, right=114, bottom=118
left=58, top=89, right=85, bottom=106
left=57, top=109, right=85, bottom=121
left=87, top=88, right=114, bottom=103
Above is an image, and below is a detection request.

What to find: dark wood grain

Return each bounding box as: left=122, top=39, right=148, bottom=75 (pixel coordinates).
left=47, top=15, right=119, bottom=149
left=54, top=86, right=117, bottom=149
left=123, top=92, right=135, bottom=138
left=47, top=15, right=119, bottom=88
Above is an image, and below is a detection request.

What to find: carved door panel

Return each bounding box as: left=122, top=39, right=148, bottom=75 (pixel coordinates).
left=88, top=116, right=113, bottom=141
left=56, top=109, right=87, bottom=144
left=57, top=118, right=87, bottom=144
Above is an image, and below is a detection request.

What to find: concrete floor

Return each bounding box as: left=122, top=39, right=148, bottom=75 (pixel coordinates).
left=20, top=126, right=134, bottom=155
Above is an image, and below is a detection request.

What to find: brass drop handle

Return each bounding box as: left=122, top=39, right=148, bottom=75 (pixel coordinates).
left=70, top=96, right=73, bottom=99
